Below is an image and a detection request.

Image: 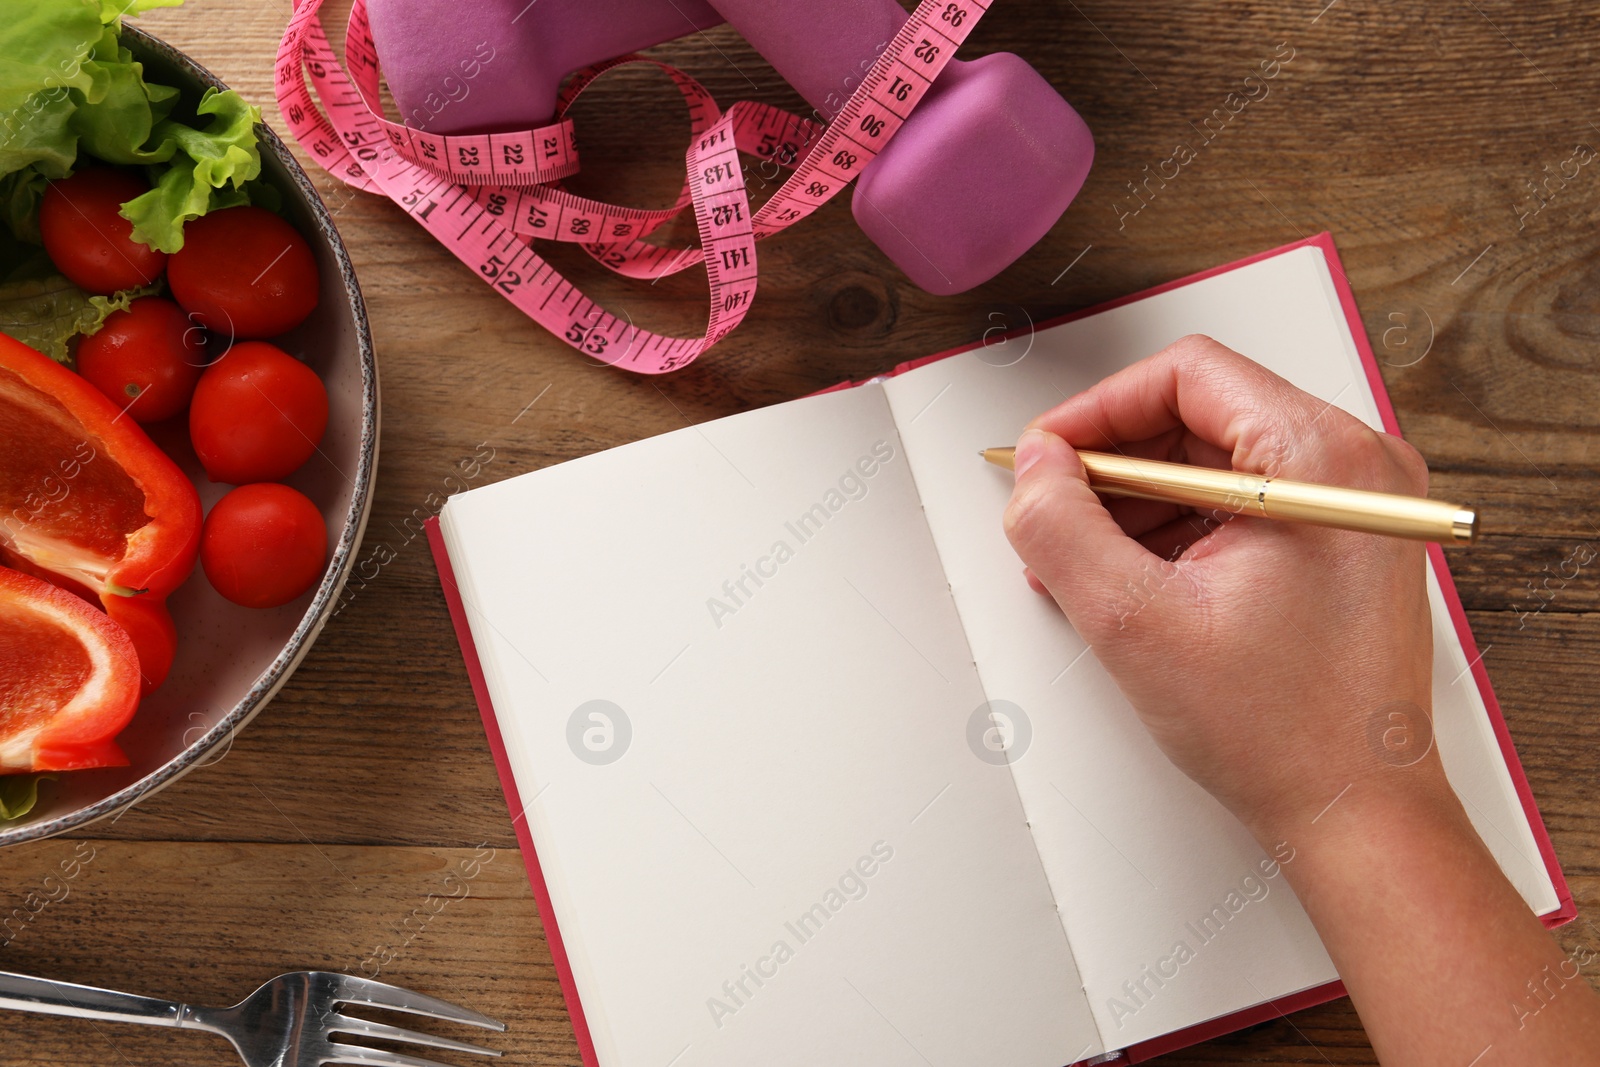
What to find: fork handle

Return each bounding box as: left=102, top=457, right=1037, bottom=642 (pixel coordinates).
left=0, top=971, right=201, bottom=1028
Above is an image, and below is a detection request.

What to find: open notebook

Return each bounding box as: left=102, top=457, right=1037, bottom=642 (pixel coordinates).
left=427, top=234, right=1571, bottom=1066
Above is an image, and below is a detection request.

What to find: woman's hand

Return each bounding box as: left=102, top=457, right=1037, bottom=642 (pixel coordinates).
left=1002, top=333, right=1445, bottom=840
left=1003, top=334, right=1600, bottom=1065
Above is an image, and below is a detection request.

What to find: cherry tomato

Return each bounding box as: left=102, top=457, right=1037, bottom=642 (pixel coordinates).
left=189, top=341, right=328, bottom=484
left=166, top=206, right=319, bottom=339
left=201, top=483, right=327, bottom=608
left=75, top=297, right=207, bottom=423
left=39, top=168, right=167, bottom=295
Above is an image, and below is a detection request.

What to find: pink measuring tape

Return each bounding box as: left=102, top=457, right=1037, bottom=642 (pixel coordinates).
left=275, top=0, right=991, bottom=373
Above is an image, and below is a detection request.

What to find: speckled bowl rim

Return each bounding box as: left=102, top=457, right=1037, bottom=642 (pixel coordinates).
left=0, top=26, right=380, bottom=846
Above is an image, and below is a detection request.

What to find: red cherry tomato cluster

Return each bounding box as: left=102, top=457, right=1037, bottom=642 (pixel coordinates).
left=40, top=166, right=332, bottom=610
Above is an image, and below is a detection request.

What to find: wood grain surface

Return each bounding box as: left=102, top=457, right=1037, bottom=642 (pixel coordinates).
left=5, top=0, right=1599, bottom=1064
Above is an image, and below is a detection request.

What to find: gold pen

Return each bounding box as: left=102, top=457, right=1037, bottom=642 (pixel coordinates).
left=981, top=447, right=1478, bottom=544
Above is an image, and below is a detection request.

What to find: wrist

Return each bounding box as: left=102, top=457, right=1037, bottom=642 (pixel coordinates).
left=1241, top=756, right=1465, bottom=868
left=1249, top=754, right=1593, bottom=1066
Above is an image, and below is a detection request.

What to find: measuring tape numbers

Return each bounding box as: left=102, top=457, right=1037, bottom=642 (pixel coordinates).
left=275, top=0, right=991, bottom=373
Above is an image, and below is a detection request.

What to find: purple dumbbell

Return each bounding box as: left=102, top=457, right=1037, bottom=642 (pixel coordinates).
left=367, top=0, right=1092, bottom=294
left=706, top=0, right=1092, bottom=294
left=367, top=0, right=722, bottom=134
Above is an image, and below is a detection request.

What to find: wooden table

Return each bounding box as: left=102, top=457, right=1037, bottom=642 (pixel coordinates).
left=7, top=1, right=1598, bottom=1063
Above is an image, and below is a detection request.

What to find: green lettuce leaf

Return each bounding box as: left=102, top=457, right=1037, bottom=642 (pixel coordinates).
left=0, top=0, right=264, bottom=257
left=0, top=776, right=51, bottom=821
left=0, top=272, right=157, bottom=363
left=68, top=26, right=183, bottom=166
left=0, top=0, right=99, bottom=180
left=122, top=88, right=262, bottom=253
left=0, top=167, right=51, bottom=244
left=161, top=87, right=260, bottom=189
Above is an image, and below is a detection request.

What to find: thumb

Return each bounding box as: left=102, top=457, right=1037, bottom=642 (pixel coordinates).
left=1002, top=429, right=1165, bottom=637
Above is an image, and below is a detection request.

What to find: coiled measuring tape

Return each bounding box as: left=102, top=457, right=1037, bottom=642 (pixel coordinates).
left=275, top=0, right=990, bottom=373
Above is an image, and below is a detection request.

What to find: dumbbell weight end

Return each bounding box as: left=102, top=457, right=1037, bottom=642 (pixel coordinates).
left=853, top=52, right=1094, bottom=295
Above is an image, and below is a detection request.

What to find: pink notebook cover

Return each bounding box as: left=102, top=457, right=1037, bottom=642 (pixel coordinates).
left=425, top=231, right=1574, bottom=1067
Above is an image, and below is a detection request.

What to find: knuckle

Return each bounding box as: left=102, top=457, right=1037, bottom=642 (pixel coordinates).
left=1168, top=333, right=1239, bottom=371
left=1273, top=411, right=1387, bottom=484
left=1235, top=419, right=1290, bottom=476
left=1314, top=421, right=1428, bottom=495
left=1381, top=434, right=1431, bottom=495
left=1336, top=422, right=1399, bottom=484
left=1002, top=482, right=1051, bottom=551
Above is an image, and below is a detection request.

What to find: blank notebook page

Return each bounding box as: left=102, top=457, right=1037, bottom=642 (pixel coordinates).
left=882, top=243, right=1561, bottom=1048
left=440, top=382, right=1099, bottom=1067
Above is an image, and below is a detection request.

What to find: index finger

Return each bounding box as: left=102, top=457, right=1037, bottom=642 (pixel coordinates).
left=1027, top=334, right=1368, bottom=482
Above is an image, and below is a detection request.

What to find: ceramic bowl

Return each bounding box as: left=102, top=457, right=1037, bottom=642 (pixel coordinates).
left=0, top=26, right=379, bottom=844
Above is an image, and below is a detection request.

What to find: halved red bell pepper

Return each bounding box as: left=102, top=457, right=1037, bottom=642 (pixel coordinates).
left=0, top=566, right=141, bottom=772
left=0, top=333, right=201, bottom=693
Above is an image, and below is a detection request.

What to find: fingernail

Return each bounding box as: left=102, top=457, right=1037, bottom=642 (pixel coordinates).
left=1014, top=429, right=1050, bottom=478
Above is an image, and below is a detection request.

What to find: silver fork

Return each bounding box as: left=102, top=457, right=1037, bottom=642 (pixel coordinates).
left=0, top=969, right=504, bottom=1066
